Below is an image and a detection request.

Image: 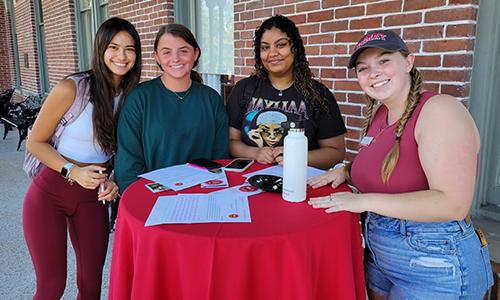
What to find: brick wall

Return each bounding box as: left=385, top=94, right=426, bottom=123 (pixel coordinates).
left=14, top=0, right=39, bottom=94
left=109, top=0, right=175, bottom=81
left=233, top=0, right=479, bottom=160
left=43, top=0, right=79, bottom=89
left=0, top=1, right=13, bottom=91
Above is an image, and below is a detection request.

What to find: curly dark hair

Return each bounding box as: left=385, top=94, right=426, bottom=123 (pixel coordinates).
left=253, top=15, right=327, bottom=112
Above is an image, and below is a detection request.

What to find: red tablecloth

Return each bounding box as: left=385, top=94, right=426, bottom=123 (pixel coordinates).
left=109, top=162, right=365, bottom=300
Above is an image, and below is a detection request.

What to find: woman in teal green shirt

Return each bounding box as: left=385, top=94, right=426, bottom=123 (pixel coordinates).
left=115, top=24, right=228, bottom=192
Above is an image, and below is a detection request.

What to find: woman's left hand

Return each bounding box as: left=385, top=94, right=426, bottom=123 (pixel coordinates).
left=98, top=178, right=120, bottom=202
left=308, top=192, right=365, bottom=213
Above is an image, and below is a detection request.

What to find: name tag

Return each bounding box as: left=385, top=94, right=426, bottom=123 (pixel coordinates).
left=360, top=136, right=374, bottom=146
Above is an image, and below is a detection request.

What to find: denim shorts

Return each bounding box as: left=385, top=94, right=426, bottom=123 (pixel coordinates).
left=364, top=212, right=494, bottom=300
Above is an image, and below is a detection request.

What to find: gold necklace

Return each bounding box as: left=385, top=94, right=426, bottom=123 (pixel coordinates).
left=172, top=87, right=191, bottom=100
left=161, top=76, right=192, bottom=100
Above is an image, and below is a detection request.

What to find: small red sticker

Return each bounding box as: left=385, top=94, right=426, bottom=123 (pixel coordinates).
left=205, top=179, right=223, bottom=185
left=228, top=214, right=239, bottom=218
left=174, top=182, right=183, bottom=186
left=239, top=185, right=257, bottom=192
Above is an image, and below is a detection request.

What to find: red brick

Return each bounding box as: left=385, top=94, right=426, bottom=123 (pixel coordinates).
left=320, top=79, right=333, bottom=89
left=336, top=31, right=365, bottom=43
left=288, top=14, right=307, bottom=25
left=345, top=128, right=362, bottom=141
left=346, top=116, right=363, bottom=128
left=321, top=20, right=349, bottom=33
left=246, top=1, right=264, bottom=10
left=414, top=55, right=441, bottom=67
left=307, top=10, right=334, bottom=23
left=298, top=23, right=320, bottom=35
left=367, top=0, right=402, bottom=15
left=335, top=80, right=361, bottom=91
left=425, top=7, right=477, bottom=23
left=308, top=57, right=333, bottom=67
left=334, top=56, right=350, bottom=68
left=264, top=0, right=284, bottom=5
left=403, top=0, right=446, bottom=11
left=406, top=41, right=421, bottom=53
left=254, top=8, right=273, bottom=18
left=235, top=22, right=245, bottom=31
left=338, top=103, right=362, bottom=116
left=334, top=92, right=347, bottom=102
left=240, top=30, right=254, bottom=39
left=245, top=58, right=256, bottom=66
left=422, top=82, right=439, bottom=92
left=346, top=139, right=361, bottom=150
left=245, top=20, right=262, bottom=30
left=321, top=45, right=348, bottom=55
left=273, top=5, right=294, bottom=15
left=423, top=39, right=473, bottom=52
left=420, top=70, right=470, bottom=82
left=323, top=0, right=350, bottom=8
left=403, top=25, right=444, bottom=40
left=308, top=33, right=334, bottom=44
left=347, top=93, right=366, bottom=105
left=335, top=6, right=365, bottom=19
left=351, top=0, right=381, bottom=4
left=235, top=3, right=245, bottom=12
left=305, top=45, right=320, bottom=56
left=443, top=54, right=473, bottom=68
left=310, top=67, right=320, bottom=78
left=446, top=24, right=476, bottom=37
left=320, top=68, right=346, bottom=79
left=296, top=1, right=320, bottom=12
left=441, top=84, right=470, bottom=98
left=240, top=11, right=254, bottom=21
left=350, top=17, right=382, bottom=30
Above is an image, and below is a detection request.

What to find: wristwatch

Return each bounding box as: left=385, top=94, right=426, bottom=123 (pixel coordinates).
left=60, top=163, right=75, bottom=179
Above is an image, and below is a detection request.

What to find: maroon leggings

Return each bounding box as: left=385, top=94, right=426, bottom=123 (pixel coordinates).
left=23, top=167, right=109, bottom=300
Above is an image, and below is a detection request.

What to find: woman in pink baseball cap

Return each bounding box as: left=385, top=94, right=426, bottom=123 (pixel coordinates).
left=309, top=30, right=493, bottom=299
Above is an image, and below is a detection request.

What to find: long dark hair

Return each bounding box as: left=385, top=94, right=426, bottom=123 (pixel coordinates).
left=84, top=17, right=142, bottom=155
left=253, top=15, right=327, bottom=111
left=153, top=23, right=203, bottom=83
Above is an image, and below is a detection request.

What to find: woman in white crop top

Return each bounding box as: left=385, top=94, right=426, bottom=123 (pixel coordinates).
left=23, top=18, right=142, bottom=299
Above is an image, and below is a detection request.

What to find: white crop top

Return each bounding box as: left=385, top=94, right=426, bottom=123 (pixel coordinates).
left=57, top=95, right=120, bottom=163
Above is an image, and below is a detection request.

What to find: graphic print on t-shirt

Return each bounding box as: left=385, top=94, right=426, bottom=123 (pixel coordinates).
left=242, top=96, right=309, bottom=148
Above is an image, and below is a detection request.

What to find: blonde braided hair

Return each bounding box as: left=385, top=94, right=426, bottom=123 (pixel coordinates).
left=361, top=65, right=423, bottom=183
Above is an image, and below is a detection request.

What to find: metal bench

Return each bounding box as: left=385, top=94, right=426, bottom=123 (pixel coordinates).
left=1, top=94, right=44, bottom=151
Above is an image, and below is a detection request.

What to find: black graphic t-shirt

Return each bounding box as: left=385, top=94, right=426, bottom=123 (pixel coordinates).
left=226, top=76, right=346, bottom=150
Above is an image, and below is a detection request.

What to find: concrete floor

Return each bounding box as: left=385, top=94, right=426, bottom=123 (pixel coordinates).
left=0, top=129, right=498, bottom=299
left=0, top=133, right=112, bottom=299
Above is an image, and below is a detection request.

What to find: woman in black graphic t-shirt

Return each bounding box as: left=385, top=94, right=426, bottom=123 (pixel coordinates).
left=226, top=15, right=346, bottom=170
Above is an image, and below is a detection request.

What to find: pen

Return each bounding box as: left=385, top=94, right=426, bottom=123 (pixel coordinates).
left=99, top=170, right=106, bottom=204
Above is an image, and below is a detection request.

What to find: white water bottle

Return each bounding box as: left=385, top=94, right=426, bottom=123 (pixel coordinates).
left=282, top=122, right=308, bottom=202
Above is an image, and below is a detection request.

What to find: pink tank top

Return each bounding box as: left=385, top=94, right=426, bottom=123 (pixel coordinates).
left=351, top=91, right=437, bottom=193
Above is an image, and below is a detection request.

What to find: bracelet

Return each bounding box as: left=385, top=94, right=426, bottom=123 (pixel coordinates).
left=332, top=162, right=345, bottom=170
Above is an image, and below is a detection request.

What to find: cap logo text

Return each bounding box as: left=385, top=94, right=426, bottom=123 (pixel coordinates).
left=356, top=33, right=387, bottom=49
